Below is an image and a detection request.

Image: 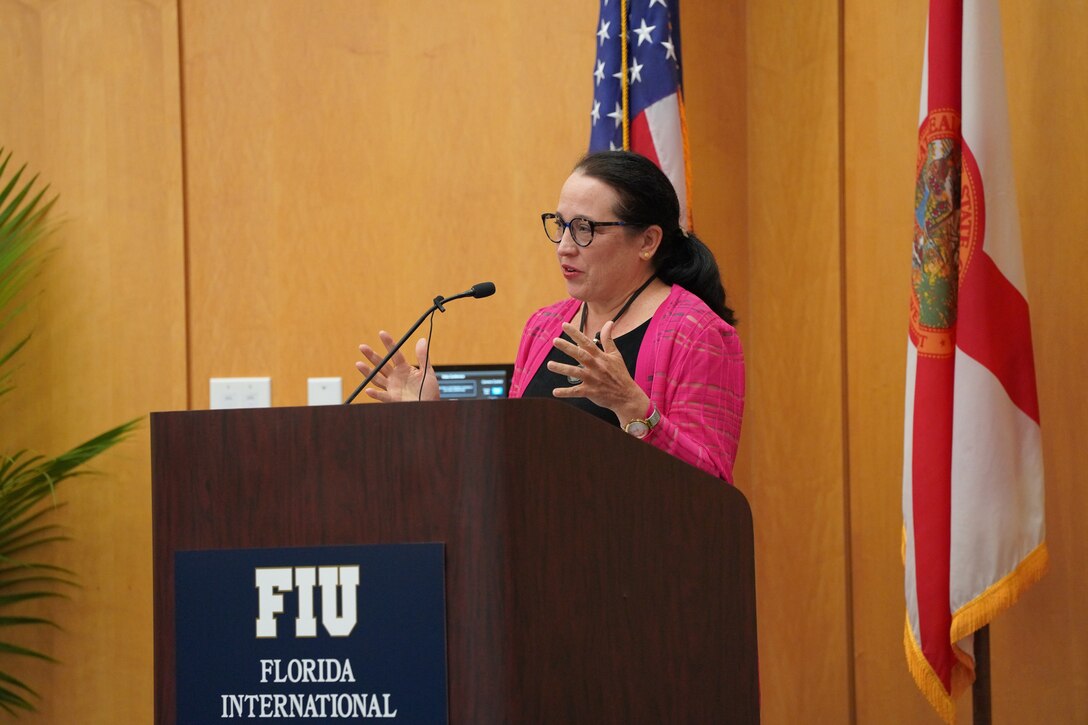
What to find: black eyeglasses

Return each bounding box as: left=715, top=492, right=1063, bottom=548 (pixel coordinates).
left=541, top=213, right=628, bottom=248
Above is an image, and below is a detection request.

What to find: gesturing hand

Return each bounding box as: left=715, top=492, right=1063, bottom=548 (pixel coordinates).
left=356, top=332, right=440, bottom=402
left=546, top=321, right=650, bottom=425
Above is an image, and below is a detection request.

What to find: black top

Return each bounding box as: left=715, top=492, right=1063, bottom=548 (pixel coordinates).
left=521, top=319, right=651, bottom=426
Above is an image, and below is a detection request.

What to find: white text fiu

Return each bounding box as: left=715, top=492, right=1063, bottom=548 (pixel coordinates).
left=255, top=566, right=360, bottom=638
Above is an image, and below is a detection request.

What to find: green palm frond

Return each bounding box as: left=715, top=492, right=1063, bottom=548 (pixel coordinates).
left=0, top=149, right=140, bottom=712
left=0, top=148, right=54, bottom=404
left=0, top=664, right=43, bottom=715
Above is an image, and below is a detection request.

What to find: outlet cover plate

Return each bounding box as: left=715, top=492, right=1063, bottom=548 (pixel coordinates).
left=209, top=377, right=272, bottom=410
left=307, top=377, right=342, bottom=406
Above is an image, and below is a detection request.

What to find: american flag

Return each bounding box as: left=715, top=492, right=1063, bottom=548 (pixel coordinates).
left=589, top=0, right=692, bottom=229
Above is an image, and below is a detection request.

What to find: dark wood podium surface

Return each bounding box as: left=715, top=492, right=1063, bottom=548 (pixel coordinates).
left=152, top=398, right=758, bottom=723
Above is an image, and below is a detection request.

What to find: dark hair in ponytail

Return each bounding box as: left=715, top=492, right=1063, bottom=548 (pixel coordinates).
left=573, top=150, right=737, bottom=326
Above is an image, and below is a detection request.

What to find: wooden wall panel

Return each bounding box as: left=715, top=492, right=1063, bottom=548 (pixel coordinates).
left=682, top=2, right=751, bottom=489
left=181, top=0, right=597, bottom=407
left=0, top=1, right=187, bottom=722
left=844, top=0, right=1088, bottom=722
left=841, top=1, right=947, bottom=722
left=746, top=2, right=852, bottom=722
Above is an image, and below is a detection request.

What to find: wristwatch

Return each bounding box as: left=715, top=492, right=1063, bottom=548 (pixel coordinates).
left=623, top=405, right=661, bottom=439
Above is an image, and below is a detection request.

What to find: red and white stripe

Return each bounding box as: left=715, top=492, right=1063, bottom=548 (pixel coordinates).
left=630, top=92, right=692, bottom=230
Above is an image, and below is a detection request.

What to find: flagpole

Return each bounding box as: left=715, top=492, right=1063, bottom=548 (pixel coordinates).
left=619, top=0, right=630, bottom=149
left=972, top=625, right=991, bottom=725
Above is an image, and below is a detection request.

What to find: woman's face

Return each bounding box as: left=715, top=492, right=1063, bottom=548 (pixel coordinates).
left=554, top=171, right=648, bottom=306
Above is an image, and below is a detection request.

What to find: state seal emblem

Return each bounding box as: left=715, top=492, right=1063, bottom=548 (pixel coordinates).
left=910, top=108, right=982, bottom=358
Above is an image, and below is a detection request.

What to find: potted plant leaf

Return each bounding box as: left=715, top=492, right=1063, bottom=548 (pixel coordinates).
left=0, top=148, right=138, bottom=714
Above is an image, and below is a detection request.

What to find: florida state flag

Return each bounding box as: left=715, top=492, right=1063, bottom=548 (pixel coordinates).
left=904, top=0, right=1048, bottom=721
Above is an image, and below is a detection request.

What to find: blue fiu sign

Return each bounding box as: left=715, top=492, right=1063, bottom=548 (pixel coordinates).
left=175, top=543, right=447, bottom=723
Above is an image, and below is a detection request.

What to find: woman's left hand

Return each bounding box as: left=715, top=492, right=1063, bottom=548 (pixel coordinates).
left=547, top=320, right=650, bottom=425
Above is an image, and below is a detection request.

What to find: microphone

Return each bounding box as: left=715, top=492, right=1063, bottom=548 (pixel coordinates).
left=436, top=281, right=496, bottom=306
left=344, top=282, right=496, bottom=404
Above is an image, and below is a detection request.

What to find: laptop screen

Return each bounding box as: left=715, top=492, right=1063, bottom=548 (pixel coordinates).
left=433, top=364, right=514, bottom=400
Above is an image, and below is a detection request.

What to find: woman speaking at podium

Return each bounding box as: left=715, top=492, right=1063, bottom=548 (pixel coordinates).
left=357, top=151, right=744, bottom=483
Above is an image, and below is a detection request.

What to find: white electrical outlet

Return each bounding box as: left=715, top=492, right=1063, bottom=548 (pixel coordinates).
left=307, top=377, right=342, bottom=406
left=209, top=377, right=272, bottom=409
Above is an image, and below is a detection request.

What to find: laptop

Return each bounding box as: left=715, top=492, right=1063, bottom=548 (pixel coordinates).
left=433, top=364, right=514, bottom=400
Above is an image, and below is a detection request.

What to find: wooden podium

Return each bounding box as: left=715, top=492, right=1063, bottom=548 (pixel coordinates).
left=152, top=399, right=759, bottom=723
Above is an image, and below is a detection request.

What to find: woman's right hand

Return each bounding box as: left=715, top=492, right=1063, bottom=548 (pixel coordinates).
left=356, top=332, right=440, bottom=402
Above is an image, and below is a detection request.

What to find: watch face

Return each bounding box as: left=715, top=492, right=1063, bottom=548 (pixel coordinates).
left=626, top=421, right=649, bottom=438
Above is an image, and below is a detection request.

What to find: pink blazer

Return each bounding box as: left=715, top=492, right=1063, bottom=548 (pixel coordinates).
left=509, top=285, right=745, bottom=483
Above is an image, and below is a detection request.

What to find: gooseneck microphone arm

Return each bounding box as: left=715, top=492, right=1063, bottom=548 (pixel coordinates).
left=344, top=282, right=496, bottom=405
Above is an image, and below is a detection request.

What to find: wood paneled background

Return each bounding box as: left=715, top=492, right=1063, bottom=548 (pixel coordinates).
left=0, top=1, right=1083, bottom=722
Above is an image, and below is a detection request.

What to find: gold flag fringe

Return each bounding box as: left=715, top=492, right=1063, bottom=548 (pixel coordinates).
left=904, top=540, right=1050, bottom=724
left=905, top=616, right=958, bottom=724
left=950, top=541, right=1049, bottom=642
